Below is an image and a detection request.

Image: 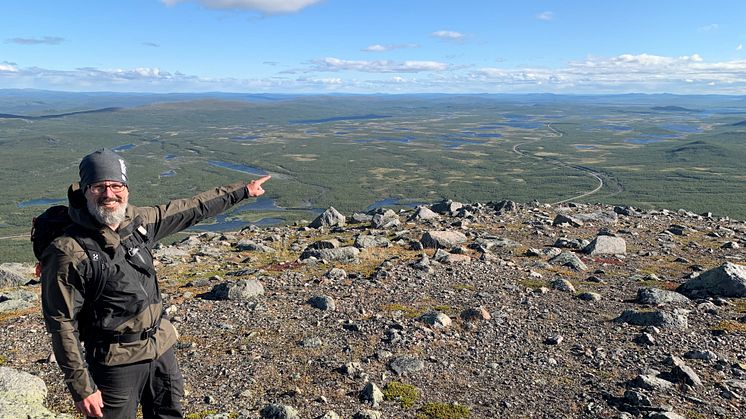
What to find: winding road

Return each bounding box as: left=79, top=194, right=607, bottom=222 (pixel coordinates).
left=512, top=123, right=607, bottom=205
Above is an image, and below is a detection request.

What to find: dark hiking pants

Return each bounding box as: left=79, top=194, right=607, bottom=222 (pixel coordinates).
left=87, top=347, right=184, bottom=419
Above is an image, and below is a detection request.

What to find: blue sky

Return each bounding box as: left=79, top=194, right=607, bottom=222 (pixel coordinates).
left=2, top=0, right=746, bottom=94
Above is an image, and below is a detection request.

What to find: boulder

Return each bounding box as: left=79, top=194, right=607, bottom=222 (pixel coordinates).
left=0, top=366, right=57, bottom=419
left=371, top=209, right=400, bottom=229
left=211, top=279, right=265, bottom=301
left=614, top=309, right=689, bottom=329
left=549, top=252, right=588, bottom=271
left=583, top=236, right=626, bottom=255
left=0, top=290, right=38, bottom=313
left=301, top=247, right=360, bottom=263
left=309, top=207, right=346, bottom=229
left=235, top=239, right=276, bottom=253
left=677, top=262, right=746, bottom=298
left=409, top=206, right=440, bottom=221
left=420, top=230, right=468, bottom=249
left=0, top=263, right=33, bottom=288
left=431, top=199, right=463, bottom=215
left=354, top=234, right=391, bottom=249
left=636, top=288, right=690, bottom=305
left=552, top=213, right=583, bottom=227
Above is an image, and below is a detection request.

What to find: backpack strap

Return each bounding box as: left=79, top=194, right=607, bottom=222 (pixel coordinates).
left=71, top=235, right=110, bottom=302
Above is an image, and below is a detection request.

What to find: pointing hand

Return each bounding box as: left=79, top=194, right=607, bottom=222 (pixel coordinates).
left=247, top=175, right=271, bottom=197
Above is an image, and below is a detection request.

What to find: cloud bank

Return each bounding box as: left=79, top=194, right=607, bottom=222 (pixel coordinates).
left=3, top=53, right=746, bottom=94
left=161, top=0, right=323, bottom=14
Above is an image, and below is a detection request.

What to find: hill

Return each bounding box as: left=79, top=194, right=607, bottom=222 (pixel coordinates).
left=1, top=200, right=745, bottom=418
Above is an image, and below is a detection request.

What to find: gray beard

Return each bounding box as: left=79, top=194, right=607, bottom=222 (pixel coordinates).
left=87, top=200, right=127, bottom=227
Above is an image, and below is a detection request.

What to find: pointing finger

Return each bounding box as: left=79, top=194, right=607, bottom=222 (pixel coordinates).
left=252, top=175, right=271, bottom=186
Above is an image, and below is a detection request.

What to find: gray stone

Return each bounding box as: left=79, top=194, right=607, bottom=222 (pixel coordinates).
left=577, top=292, right=601, bottom=301
left=549, top=252, right=588, bottom=271
left=646, top=412, right=686, bottom=419
left=584, top=235, right=626, bottom=255
left=667, top=355, right=703, bottom=387
left=324, top=267, right=347, bottom=281
left=260, top=403, right=300, bottom=419
left=420, top=230, right=468, bottom=249
left=300, top=336, right=322, bottom=348
left=301, top=246, right=360, bottom=263
left=418, top=311, right=452, bottom=328
left=309, top=207, right=346, bottom=229
left=389, top=356, right=424, bottom=375
left=308, top=295, right=336, bottom=311
left=360, top=382, right=384, bottom=407
left=431, top=199, right=463, bottom=215
left=472, top=237, right=522, bottom=252
left=553, top=213, right=583, bottom=227
left=354, top=234, right=391, bottom=249
left=410, top=206, right=440, bottom=221
left=211, top=279, right=265, bottom=301
left=678, top=262, right=746, bottom=298
left=0, top=263, right=33, bottom=287
left=683, top=350, right=720, bottom=361
left=352, top=410, right=382, bottom=419
left=614, top=309, right=689, bottom=329
left=628, top=374, right=674, bottom=391
left=0, top=290, right=38, bottom=313
left=636, top=288, right=690, bottom=305
left=236, top=239, right=276, bottom=253
left=551, top=278, right=576, bottom=293
left=371, top=209, right=400, bottom=229
left=0, top=366, right=57, bottom=419
left=316, top=412, right=341, bottom=419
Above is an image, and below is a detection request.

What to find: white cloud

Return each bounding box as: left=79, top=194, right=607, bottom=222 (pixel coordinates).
left=363, top=43, right=418, bottom=52
left=312, top=57, right=449, bottom=73
left=537, top=11, right=554, bottom=21
left=431, top=30, right=465, bottom=41
left=0, top=63, right=18, bottom=72
left=697, top=23, right=719, bottom=32
left=737, top=44, right=743, bottom=51
left=6, top=36, right=64, bottom=45
left=161, top=0, right=323, bottom=14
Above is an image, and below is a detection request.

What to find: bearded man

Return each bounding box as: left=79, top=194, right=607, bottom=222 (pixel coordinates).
left=40, top=149, right=270, bottom=418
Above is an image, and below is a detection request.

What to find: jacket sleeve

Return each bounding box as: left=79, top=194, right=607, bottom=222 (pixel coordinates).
left=142, top=181, right=250, bottom=243
left=40, top=243, right=97, bottom=402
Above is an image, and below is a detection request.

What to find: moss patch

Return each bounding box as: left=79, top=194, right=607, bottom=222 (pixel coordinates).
left=417, top=402, right=471, bottom=419
left=382, top=303, right=423, bottom=319
left=383, top=381, right=420, bottom=408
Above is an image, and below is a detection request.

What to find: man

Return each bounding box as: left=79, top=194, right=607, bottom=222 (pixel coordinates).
left=41, top=149, right=270, bottom=418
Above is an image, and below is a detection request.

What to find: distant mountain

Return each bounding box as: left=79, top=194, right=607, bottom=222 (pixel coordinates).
left=651, top=105, right=700, bottom=112
left=666, top=140, right=726, bottom=162
left=731, top=120, right=746, bottom=126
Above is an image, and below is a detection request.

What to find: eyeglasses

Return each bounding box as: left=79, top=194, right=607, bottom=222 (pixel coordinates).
left=88, top=182, right=127, bottom=194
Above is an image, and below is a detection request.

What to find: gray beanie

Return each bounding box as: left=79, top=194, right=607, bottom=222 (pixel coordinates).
left=79, top=149, right=129, bottom=190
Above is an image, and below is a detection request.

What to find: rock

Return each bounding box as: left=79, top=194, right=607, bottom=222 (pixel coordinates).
left=549, top=252, right=588, bottom=271
left=575, top=210, right=619, bottom=224
left=583, top=235, right=626, bottom=255
left=552, top=213, right=583, bottom=227
left=236, top=239, right=276, bottom=253
left=646, top=413, right=686, bottom=419
left=301, top=247, right=360, bottom=263
left=418, top=311, right=452, bottom=328
left=678, top=262, right=746, bottom=298
left=260, top=403, right=300, bottom=419
left=390, top=356, right=424, bottom=375
left=317, top=411, right=341, bottom=419
left=550, top=278, right=576, bottom=293
left=489, top=200, right=518, bottom=214
left=544, top=335, right=563, bottom=345
left=351, top=212, right=373, bottom=224
left=666, top=355, right=703, bottom=387
left=577, top=292, right=601, bottom=301
left=472, top=237, right=522, bottom=252
left=300, top=336, right=322, bottom=348
left=0, top=263, right=33, bottom=287
left=324, top=268, right=347, bottom=281
left=683, top=350, right=720, bottom=361
left=354, top=234, right=391, bottom=249
left=460, top=307, right=491, bottom=321
left=352, top=410, right=382, bottom=419
left=0, top=366, right=57, bottom=419
left=360, top=382, right=384, bottom=407
left=371, top=209, right=400, bottom=229
left=0, top=290, right=38, bottom=313
left=210, top=279, right=265, bottom=301
left=636, top=288, right=690, bottom=305
left=411, top=254, right=433, bottom=273
left=420, top=230, right=468, bottom=249
left=614, top=309, right=689, bottom=329
left=410, top=206, right=440, bottom=221
left=309, top=207, right=346, bottom=229
left=431, top=199, right=463, bottom=215
left=308, top=295, right=336, bottom=311
left=628, top=374, right=674, bottom=391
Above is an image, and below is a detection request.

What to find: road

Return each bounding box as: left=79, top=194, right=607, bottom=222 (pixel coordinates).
left=512, top=124, right=606, bottom=205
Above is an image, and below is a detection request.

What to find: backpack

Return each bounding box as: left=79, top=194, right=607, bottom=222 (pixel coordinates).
left=31, top=205, right=108, bottom=300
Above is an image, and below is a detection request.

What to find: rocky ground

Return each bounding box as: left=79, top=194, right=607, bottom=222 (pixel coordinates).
left=1, top=199, right=745, bottom=419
